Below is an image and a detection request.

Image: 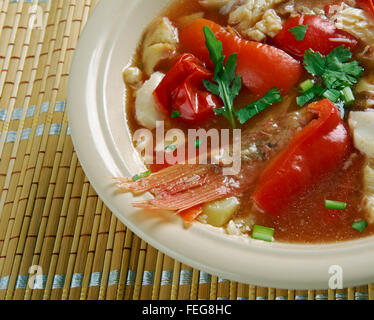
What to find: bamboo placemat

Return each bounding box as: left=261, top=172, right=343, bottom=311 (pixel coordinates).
left=0, top=0, right=373, bottom=301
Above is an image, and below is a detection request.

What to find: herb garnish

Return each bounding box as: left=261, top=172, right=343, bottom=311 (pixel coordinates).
left=171, top=110, right=181, bottom=118
left=297, top=46, right=364, bottom=110
left=325, top=200, right=347, bottom=210
left=352, top=220, right=368, bottom=233
left=195, top=139, right=201, bottom=148
left=203, top=26, right=241, bottom=128
left=203, top=26, right=282, bottom=127
left=289, top=24, right=308, bottom=41
left=132, top=170, right=151, bottom=182
left=236, top=87, right=282, bottom=124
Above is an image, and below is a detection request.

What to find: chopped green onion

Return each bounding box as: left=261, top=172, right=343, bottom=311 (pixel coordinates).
left=165, top=144, right=177, bottom=151
left=322, top=89, right=341, bottom=103
left=251, top=225, right=274, bottom=242
left=352, top=220, right=368, bottom=233
left=296, top=89, right=316, bottom=107
left=325, top=200, right=347, bottom=210
left=195, top=139, right=201, bottom=148
left=132, top=170, right=151, bottom=182
left=138, top=61, right=144, bottom=69
left=171, top=110, right=181, bottom=118
left=341, top=86, right=355, bottom=104
left=296, top=84, right=324, bottom=107
left=300, top=79, right=314, bottom=92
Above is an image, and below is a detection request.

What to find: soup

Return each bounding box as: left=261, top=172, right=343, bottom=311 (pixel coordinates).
left=119, top=0, right=374, bottom=243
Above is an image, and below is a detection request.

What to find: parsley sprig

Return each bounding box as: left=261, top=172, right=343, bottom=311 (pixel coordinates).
left=289, top=24, right=308, bottom=41
left=297, top=46, right=364, bottom=110
left=203, top=26, right=282, bottom=127
left=203, top=26, right=241, bottom=129
left=236, top=88, right=282, bottom=124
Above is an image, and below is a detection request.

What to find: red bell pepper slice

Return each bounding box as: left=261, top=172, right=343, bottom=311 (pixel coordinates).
left=180, top=18, right=302, bottom=96
left=153, top=53, right=220, bottom=124
left=252, top=99, right=352, bottom=216
left=356, top=0, right=374, bottom=19
left=273, top=15, right=358, bottom=60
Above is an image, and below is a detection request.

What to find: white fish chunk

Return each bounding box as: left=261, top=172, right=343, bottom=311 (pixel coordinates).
left=142, top=43, right=176, bottom=77
left=228, top=0, right=286, bottom=41
left=332, top=3, right=374, bottom=44
left=135, top=72, right=166, bottom=129
left=199, top=0, right=232, bottom=9
left=363, top=164, right=374, bottom=224
left=348, top=110, right=374, bottom=158
left=123, top=66, right=143, bottom=88
left=142, top=17, right=178, bottom=76
left=245, top=8, right=283, bottom=41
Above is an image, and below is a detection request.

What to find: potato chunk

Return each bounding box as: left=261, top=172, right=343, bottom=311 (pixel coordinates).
left=203, top=197, right=239, bottom=227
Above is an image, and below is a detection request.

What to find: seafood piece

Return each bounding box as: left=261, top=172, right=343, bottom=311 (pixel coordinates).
left=123, top=66, right=143, bottom=89
left=177, top=12, right=205, bottom=28
left=245, top=8, right=283, bottom=42
left=198, top=0, right=286, bottom=41
left=363, top=163, right=374, bottom=224
left=348, top=110, right=374, bottom=158
left=135, top=72, right=166, bottom=130
left=277, top=0, right=326, bottom=17
left=142, top=17, right=179, bottom=76
left=331, top=3, right=374, bottom=44
left=116, top=110, right=311, bottom=212
left=199, top=0, right=232, bottom=10
left=227, top=0, right=285, bottom=40
left=349, top=111, right=374, bottom=224
left=355, top=74, right=374, bottom=109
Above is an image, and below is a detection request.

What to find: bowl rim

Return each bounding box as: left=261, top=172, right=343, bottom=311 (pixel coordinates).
left=67, top=0, right=374, bottom=290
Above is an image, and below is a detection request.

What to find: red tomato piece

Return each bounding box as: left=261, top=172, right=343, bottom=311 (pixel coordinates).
left=273, top=15, right=358, bottom=60
left=356, top=0, right=374, bottom=19
left=252, top=99, right=352, bottom=217
left=180, top=18, right=302, bottom=96
left=153, top=53, right=220, bottom=124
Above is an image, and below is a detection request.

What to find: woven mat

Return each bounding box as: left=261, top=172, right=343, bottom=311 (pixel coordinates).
left=0, top=0, right=372, bottom=301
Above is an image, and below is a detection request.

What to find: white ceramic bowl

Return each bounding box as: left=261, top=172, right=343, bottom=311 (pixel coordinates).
left=68, top=0, right=374, bottom=289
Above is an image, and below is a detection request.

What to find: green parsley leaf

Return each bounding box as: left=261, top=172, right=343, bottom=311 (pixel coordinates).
left=352, top=220, right=368, bottom=233
left=298, top=46, right=363, bottom=112
left=235, top=87, right=282, bottom=124
left=304, top=46, right=363, bottom=90
left=132, top=170, right=151, bottom=182
left=203, top=26, right=241, bottom=128
left=171, top=110, right=181, bottom=119
left=289, top=24, right=308, bottom=41
left=304, top=49, right=326, bottom=76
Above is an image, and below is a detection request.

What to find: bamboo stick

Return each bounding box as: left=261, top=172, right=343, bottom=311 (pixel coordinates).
left=103, top=219, right=126, bottom=300
left=158, top=255, right=174, bottom=300
left=177, top=264, right=193, bottom=300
